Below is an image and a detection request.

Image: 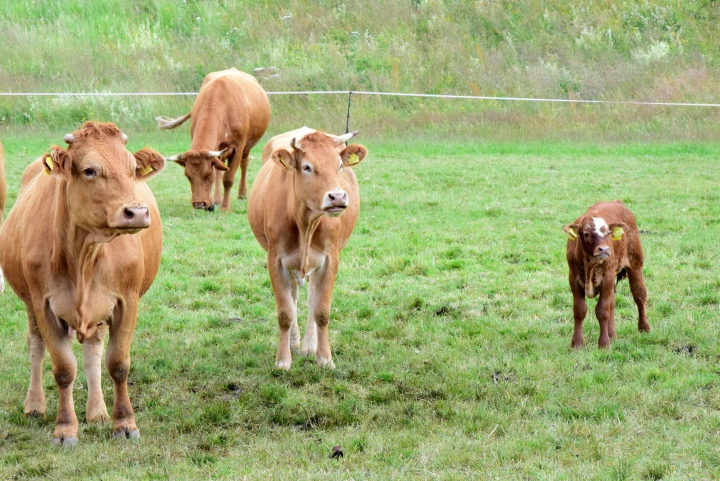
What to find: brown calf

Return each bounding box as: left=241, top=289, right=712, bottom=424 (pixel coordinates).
left=563, top=201, right=650, bottom=348
left=158, top=68, right=271, bottom=211
left=248, top=127, right=368, bottom=370
left=0, top=122, right=165, bottom=445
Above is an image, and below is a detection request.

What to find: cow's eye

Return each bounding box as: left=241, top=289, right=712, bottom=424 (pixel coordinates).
left=82, top=167, right=97, bottom=178
left=302, top=164, right=313, bottom=174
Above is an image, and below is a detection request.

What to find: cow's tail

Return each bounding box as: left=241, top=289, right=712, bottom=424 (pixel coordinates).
left=0, top=140, right=5, bottom=293
left=156, top=112, right=192, bottom=130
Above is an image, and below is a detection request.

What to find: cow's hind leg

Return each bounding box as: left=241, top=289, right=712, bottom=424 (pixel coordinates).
left=83, top=324, right=110, bottom=423
left=24, top=306, right=46, bottom=417
left=301, top=275, right=319, bottom=358
left=107, top=302, right=140, bottom=439
left=570, top=277, right=587, bottom=348
left=289, top=277, right=301, bottom=351
left=237, top=150, right=251, bottom=200
left=627, top=267, right=650, bottom=333
left=221, top=145, right=244, bottom=212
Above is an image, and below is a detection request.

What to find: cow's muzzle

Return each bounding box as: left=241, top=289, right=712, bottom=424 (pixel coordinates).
left=322, top=190, right=349, bottom=217
left=110, top=203, right=150, bottom=231
left=594, top=245, right=610, bottom=261
left=193, top=202, right=215, bottom=212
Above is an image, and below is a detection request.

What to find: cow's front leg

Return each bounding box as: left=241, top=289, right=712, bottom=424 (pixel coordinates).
left=289, top=277, right=301, bottom=351
left=107, top=302, right=139, bottom=439
left=570, top=277, right=587, bottom=348
left=24, top=306, right=47, bottom=416
left=212, top=167, right=223, bottom=206
left=221, top=149, right=243, bottom=212
left=308, top=256, right=338, bottom=368
left=269, top=254, right=297, bottom=370
left=301, top=275, right=319, bottom=358
left=83, top=324, right=110, bottom=423
left=595, top=283, right=616, bottom=349
left=627, top=267, right=650, bottom=333
left=237, top=152, right=250, bottom=200
left=39, top=307, right=79, bottom=446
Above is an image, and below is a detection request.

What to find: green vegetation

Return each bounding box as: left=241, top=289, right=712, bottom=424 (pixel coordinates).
left=2, top=0, right=720, bottom=139
left=1, top=133, right=720, bottom=478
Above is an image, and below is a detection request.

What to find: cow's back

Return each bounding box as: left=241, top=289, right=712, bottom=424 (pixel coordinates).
left=191, top=68, right=270, bottom=145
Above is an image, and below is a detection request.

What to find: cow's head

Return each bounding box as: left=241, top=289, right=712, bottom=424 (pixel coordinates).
left=165, top=149, right=228, bottom=211
left=44, top=122, right=166, bottom=242
left=564, top=216, right=629, bottom=262
left=270, top=131, right=367, bottom=217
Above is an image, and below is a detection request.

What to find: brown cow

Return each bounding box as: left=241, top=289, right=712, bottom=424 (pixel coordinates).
left=248, top=127, right=368, bottom=370
left=0, top=122, right=166, bottom=445
left=158, top=68, right=271, bottom=211
left=563, top=201, right=650, bottom=348
left=0, top=139, right=5, bottom=293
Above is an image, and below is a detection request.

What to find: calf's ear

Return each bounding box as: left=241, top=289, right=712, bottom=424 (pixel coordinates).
left=271, top=149, right=296, bottom=170
left=608, top=222, right=629, bottom=240
left=563, top=224, right=579, bottom=240
left=340, top=144, right=368, bottom=168
left=43, top=147, right=70, bottom=177
left=134, top=148, right=167, bottom=181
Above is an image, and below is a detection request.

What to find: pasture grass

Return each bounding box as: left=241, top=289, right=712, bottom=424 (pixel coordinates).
left=1, top=131, right=720, bottom=479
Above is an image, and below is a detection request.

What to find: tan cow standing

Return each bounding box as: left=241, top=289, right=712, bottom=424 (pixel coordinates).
left=563, top=201, right=650, bottom=348
left=0, top=122, right=166, bottom=445
left=158, top=68, right=271, bottom=211
left=0, top=139, right=5, bottom=293
left=248, top=127, right=368, bottom=370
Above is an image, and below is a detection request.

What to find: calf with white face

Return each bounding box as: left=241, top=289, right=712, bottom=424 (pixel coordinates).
left=563, top=201, right=650, bottom=348
left=248, top=128, right=367, bottom=370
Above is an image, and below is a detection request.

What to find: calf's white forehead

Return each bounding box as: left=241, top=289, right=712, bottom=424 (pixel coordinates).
left=591, top=217, right=608, bottom=236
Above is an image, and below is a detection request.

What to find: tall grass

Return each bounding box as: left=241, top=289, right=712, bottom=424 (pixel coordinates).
left=2, top=0, right=720, bottom=139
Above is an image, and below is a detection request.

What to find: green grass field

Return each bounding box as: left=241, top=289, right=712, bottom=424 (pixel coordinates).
left=1, top=130, right=719, bottom=479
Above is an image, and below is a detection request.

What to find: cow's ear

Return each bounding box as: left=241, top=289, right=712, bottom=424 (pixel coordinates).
left=134, top=148, right=166, bottom=181
left=608, top=222, right=629, bottom=240
left=271, top=149, right=296, bottom=171
left=44, top=147, right=70, bottom=177
left=563, top=223, right=579, bottom=240
left=211, top=157, right=229, bottom=172
left=340, top=144, right=367, bottom=168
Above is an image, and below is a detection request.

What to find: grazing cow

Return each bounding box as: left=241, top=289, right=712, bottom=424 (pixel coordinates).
left=248, top=127, right=368, bottom=370
left=0, top=122, right=166, bottom=445
left=0, top=139, right=5, bottom=293
left=563, top=201, right=650, bottom=348
left=158, top=68, right=271, bottom=211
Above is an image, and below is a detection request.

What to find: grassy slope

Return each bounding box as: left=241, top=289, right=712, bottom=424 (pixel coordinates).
left=2, top=1, right=720, bottom=139
left=1, top=132, right=719, bottom=479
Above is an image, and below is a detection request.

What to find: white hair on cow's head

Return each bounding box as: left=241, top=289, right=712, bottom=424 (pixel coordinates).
left=592, top=217, right=609, bottom=237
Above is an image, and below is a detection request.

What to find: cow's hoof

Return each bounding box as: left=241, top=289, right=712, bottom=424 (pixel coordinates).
left=317, top=358, right=335, bottom=369
left=113, top=428, right=140, bottom=440
left=86, top=409, right=111, bottom=424
left=25, top=409, right=45, bottom=418
left=51, top=436, right=78, bottom=447
left=301, top=344, right=317, bottom=357
left=274, top=360, right=292, bottom=371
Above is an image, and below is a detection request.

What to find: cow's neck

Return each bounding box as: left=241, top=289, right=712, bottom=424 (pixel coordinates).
left=295, top=204, right=323, bottom=280
left=51, top=181, right=107, bottom=310
left=190, top=123, right=223, bottom=151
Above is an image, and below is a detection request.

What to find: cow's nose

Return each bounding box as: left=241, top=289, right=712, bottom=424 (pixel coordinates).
left=596, top=245, right=610, bottom=256
left=193, top=202, right=207, bottom=210
left=327, top=191, right=348, bottom=205
left=123, top=205, right=149, bottom=227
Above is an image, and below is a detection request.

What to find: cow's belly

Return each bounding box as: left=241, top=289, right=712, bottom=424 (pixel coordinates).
left=47, top=280, right=116, bottom=329
left=280, top=249, right=327, bottom=284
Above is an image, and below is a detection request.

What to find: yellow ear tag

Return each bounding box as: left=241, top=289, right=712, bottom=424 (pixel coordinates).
left=567, top=227, right=577, bottom=240
left=139, top=165, right=153, bottom=176
left=44, top=155, right=54, bottom=174
left=612, top=226, right=624, bottom=240
left=348, top=153, right=359, bottom=165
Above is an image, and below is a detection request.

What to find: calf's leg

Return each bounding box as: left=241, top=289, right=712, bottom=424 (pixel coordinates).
left=627, top=267, right=650, bottom=333
left=24, top=306, right=47, bottom=416
left=570, top=277, right=587, bottom=348
left=83, top=324, right=110, bottom=423
left=595, top=284, right=616, bottom=349
left=107, top=302, right=139, bottom=439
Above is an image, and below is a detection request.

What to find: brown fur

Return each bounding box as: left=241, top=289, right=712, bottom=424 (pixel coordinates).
left=248, top=127, right=368, bottom=370
left=564, top=201, right=650, bottom=348
left=0, top=121, right=166, bottom=444
left=0, top=140, right=5, bottom=222
left=159, top=68, right=271, bottom=211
